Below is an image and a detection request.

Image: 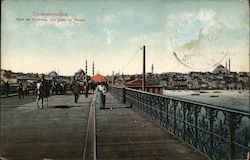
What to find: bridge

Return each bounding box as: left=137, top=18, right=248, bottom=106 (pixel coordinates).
left=0, top=87, right=249, bottom=160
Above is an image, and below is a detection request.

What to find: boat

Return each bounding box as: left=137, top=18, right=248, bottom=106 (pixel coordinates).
left=210, top=95, right=219, bottom=97
left=191, top=93, right=200, bottom=96
left=199, top=91, right=208, bottom=93
left=213, top=91, right=221, bottom=93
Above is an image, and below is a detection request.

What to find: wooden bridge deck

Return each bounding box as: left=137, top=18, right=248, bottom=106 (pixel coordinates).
left=0, top=92, right=206, bottom=160
left=95, top=93, right=206, bottom=160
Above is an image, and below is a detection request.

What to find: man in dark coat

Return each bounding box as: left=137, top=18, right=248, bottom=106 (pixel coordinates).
left=72, top=82, right=80, bottom=103
left=18, top=82, right=23, bottom=100
left=5, top=81, right=9, bottom=96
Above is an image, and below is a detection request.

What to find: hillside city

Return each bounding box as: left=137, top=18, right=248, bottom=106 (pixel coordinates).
left=110, top=64, right=250, bottom=90
left=1, top=62, right=249, bottom=95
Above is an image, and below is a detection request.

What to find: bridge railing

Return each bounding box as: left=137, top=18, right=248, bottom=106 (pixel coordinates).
left=110, top=86, right=250, bottom=160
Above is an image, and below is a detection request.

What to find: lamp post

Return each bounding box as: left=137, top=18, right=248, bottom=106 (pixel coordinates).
left=142, top=45, right=146, bottom=91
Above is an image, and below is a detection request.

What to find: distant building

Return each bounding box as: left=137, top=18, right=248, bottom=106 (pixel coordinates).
left=104, top=69, right=249, bottom=91
left=8, top=74, right=18, bottom=84
left=1, top=69, right=18, bottom=84
left=212, top=65, right=229, bottom=74
left=238, top=72, right=250, bottom=89
left=74, top=69, right=85, bottom=80
left=125, top=79, right=164, bottom=94
left=48, top=70, right=58, bottom=79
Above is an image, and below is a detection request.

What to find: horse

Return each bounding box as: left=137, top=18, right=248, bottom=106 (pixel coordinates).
left=36, top=81, right=49, bottom=109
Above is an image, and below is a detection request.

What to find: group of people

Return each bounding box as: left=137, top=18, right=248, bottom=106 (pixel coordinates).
left=70, top=81, right=108, bottom=107
left=18, top=82, right=30, bottom=99
left=18, top=76, right=49, bottom=101
left=4, top=77, right=108, bottom=109
left=70, top=82, right=91, bottom=103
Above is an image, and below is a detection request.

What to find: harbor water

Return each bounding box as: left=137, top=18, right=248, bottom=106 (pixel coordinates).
left=163, top=90, right=250, bottom=112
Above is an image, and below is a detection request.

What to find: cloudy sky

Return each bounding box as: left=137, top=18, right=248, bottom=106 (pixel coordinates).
left=2, top=0, right=249, bottom=76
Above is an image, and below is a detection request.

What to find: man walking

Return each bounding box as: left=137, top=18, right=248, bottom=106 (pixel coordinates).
left=18, top=82, right=23, bottom=100
left=96, top=83, right=107, bottom=109
left=5, top=81, right=9, bottom=97
left=72, top=82, right=80, bottom=103
left=22, top=83, right=28, bottom=97
left=85, top=83, right=89, bottom=98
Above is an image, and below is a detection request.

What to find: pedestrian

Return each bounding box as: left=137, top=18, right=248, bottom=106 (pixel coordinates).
left=22, top=83, right=27, bottom=98
left=85, top=83, right=89, bottom=98
left=41, top=76, right=49, bottom=97
left=105, top=82, right=109, bottom=91
left=36, top=80, right=41, bottom=97
left=96, top=82, right=107, bottom=109
left=71, top=82, right=80, bottom=103
left=90, top=82, right=96, bottom=92
left=5, top=81, right=9, bottom=96
left=26, top=84, right=30, bottom=96
left=32, top=82, right=36, bottom=95
left=18, top=82, right=23, bottom=100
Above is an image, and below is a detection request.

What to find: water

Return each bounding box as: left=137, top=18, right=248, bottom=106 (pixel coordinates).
left=163, top=90, right=250, bottom=112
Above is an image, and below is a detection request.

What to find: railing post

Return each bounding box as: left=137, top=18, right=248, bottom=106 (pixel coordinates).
left=194, top=107, right=199, bottom=148
left=174, top=101, right=177, bottom=134
left=182, top=103, right=187, bottom=141
left=209, top=109, right=215, bottom=158
left=165, top=99, right=169, bottom=129
left=230, top=113, right=236, bottom=159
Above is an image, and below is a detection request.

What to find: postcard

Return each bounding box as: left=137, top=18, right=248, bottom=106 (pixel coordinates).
left=1, top=0, right=249, bottom=160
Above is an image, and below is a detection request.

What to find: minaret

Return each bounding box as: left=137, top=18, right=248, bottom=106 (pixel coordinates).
left=92, top=62, right=95, bottom=77
left=112, top=70, right=114, bottom=85
left=85, top=59, right=88, bottom=82
left=151, top=64, right=154, bottom=74
left=229, top=58, right=231, bottom=73
left=225, top=61, right=228, bottom=74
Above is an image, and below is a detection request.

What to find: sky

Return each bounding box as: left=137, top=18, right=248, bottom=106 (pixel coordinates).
left=1, top=0, right=249, bottom=76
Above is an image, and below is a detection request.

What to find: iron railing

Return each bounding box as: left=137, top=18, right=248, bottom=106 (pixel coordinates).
left=111, top=86, right=250, bottom=160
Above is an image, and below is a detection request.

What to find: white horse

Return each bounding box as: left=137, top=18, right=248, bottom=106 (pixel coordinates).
left=36, top=82, right=49, bottom=109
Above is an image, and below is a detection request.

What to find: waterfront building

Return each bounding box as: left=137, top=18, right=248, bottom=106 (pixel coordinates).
left=1, top=70, right=18, bottom=84
left=5, top=74, right=18, bottom=84
left=125, top=79, right=164, bottom=94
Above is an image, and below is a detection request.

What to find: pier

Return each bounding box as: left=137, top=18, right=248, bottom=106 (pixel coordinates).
left=0, top=88, right=249, bottom=159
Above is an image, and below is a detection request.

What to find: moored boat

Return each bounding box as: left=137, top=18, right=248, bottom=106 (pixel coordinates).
left=213, top=91, right=221, bottom=93
left=199, top=91, right=209, bottom=93
left=210, top=95, right=219, bottom=97
left=191, top=93, right=200, bottom=96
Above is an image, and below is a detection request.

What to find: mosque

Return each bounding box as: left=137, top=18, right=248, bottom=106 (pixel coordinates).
left=212, top=58, right=231, bottom=74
